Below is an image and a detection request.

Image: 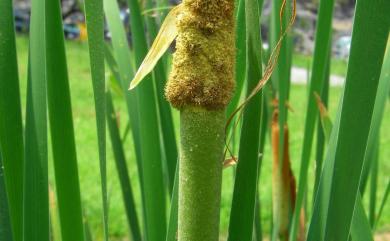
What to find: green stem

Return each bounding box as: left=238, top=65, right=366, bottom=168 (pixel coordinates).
left=179, top=108, right=225, bottom=241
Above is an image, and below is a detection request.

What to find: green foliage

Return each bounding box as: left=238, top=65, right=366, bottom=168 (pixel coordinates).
left=84, top=0, right=108, bottom=239
left=1, top=0, right=389, bottom=241
left=0, top=0, right=24, bottom=239
left=227, top=0, right=264, bottom=240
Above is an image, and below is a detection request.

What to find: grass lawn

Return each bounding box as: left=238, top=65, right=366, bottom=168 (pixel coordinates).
left=14, top=36, right=390, bottom=240
left=292, top=53, right=349, bottom=76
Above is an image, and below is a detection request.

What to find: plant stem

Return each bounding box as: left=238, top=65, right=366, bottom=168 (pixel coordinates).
left=179, top=107, right=225, bottom=241
left=165, top=0, right=235, bottom=239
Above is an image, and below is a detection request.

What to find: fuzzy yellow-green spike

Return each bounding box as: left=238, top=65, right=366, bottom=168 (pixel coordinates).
left=128, top=4, right=182, bottom=90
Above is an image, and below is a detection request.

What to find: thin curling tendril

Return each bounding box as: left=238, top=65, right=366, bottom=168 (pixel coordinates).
left=224, top=0, right=297, bottom=161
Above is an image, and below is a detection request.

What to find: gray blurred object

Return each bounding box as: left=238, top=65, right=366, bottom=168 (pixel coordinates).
left=334, top=35, right=351, bottom=59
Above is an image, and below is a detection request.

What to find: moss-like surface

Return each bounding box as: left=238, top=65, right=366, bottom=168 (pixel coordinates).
left=165, top=0, right=236, bottom=109
left=179, top=107, right=225, bottom=241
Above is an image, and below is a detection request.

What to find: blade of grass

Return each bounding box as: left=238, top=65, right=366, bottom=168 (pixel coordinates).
left=288, top=0, right=335, bottom=238
left=45, top=0, right=85, bottom=239
left=143, top=4, right=178, bottom=194
left=227, top=0, right=264, bottom=239
left=103, top=44, right=123, bottom=97
left=165, top=163, right=179, bottom=241
left=106, top=91, right=142, bottom=241
left=253, top=195, right=262, bottom=241
left=359, top=37, right=390, bottom=199
left=84, top=0, right=108, bottom=239
left=226, top=0, right=246, bottom=117
left=313, top=59, right=329, bottom=197
left=23, top=56, right=49, bottom=241
left=0, top=153, right=13, bottom=241
left=311, top=2, right=390, bottom=238
left=103, top=0, right=144, bottom=195
left=24, top=0, right=49, bottom=239
left=350, top=195, right=374, bottom=241
left=307, top=97, right=342, bottom=241
left=375, top=179, right=390, bottom=228
left=254, top=99, right=269, bottom=241
left=368, top=143, right=379, bottom=226
left=126, top=0, right=168, bottom=238
left=311, top=94, right=374, bottom=241
left=0, top=0, right=24, bottom=239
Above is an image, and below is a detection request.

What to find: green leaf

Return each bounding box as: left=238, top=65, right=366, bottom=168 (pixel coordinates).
left=106, top=92, right=142, bottom=241
left=126, top=0, right=168, bottom=238
left=143, top=0, right=178, bottom=194
left=226, top=0, right=246, bottom=117
left=84, top=0, right=108, bottom=239
left=227, top=0, right=264, bottom=239
left=314, top=92, right=333, bottom=143
left=289, top=0, right=335, bottom=238
left=0, top=0, right=24, bottom=239
left=310, top=1, right=390, bottom=239
left=314, top=60, right=330, bottom=198
left=0, top=153, right=13, bottom=241
left=350, top=195, right=374, bottom=241
left=103, top=0, right=144, bottom=198
left=368, top=143, right=379, bottom=226
left=45, top=0, right=85, bottom=240
left=375, top=179, right=390, bottom=228
left=165, top=164, right=179, bottom=241
left=24, top=0, right=49, bottom=239
left=312, top=93, right=374, bottom=241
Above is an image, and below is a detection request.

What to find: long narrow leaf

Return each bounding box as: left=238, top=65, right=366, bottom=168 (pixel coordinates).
left=84, top=0, right=108, bottom=239
left=103, top=0, right=144, bottom=198
left=129, top=5, right=181, bottom=89
left=314, top=60, right=329, bottom=197
left=227, top=0, right=264, bottom=239
left=350, top=195, right=374, bottom=241
left=126, top=0, right=168, bottom=238
left=313, top=95, right=374, bottom=241
left=226, top=0, right=246, bottom=116
left=0, top=0, right=24, bottom=239
left=165, top=164, right=179, bottom=241
left=143, top=2, right=178, bottom=194
left=24, top=0, right=49, bottom=239
left=359, top=38, right=390, bottom=201
left=311, top=2, right=390, bottom=239
left=289, top=0, right=335, bottom=238
left=106, top=92, right=142, bottom=241
left=0, top=153, right=13, bottom=241
left=375, top=179, right=390, bottom=228
left=45, top=0, right=85, bottom=240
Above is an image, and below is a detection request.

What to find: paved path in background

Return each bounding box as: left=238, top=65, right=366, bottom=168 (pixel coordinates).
left=291, top=67, right=345, bottom=86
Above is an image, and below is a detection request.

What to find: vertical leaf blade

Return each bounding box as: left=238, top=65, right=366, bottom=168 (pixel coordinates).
left=45, top=0, right=85, bottom=240
left=289, top=0, right=335, bottom=239
left=126, top=0, right=168, bottom=238
left=319, top=0, right=390, bottom=239
left=24, top=0, right=49, bottom=239
left=106, top=92, right=142, bottom=241
left=0, top=0, right=24, bottom=240
left=227, top=0, right=264, bottom=239
left=84, top=0, right=108, bottom=239
left=0, top=153, right=13, bottom=241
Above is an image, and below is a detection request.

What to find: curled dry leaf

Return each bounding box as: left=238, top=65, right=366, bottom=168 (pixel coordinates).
left=129, top=4, right=182, bottom=90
